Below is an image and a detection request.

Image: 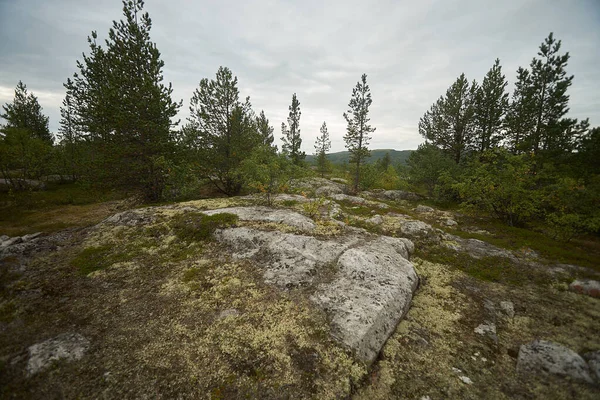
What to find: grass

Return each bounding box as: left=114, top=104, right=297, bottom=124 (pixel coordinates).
left=70, top=245, right=131, bottom=275
left=0, top=182, right=126, bottom=236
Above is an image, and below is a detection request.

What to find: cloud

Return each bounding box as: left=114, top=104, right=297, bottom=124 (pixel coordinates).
left=1, top=0, right=598, bottom=152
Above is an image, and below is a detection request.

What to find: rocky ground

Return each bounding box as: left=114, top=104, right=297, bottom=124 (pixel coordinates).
left=0, top=178, right=599, bottom=399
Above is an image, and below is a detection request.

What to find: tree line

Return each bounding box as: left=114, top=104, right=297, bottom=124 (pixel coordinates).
left=0, top=0, right=376, bottom=201
left=410, top=33, right=599, bottom=238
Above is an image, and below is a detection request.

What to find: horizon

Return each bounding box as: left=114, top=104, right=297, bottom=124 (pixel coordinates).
left=1, top=0, right=599, bottom=153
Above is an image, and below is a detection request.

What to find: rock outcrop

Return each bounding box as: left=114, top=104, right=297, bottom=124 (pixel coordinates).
left=26, top=333, right=90, bottom=376
left=207, top=207, right=418, bottom=364
left=569, top=279, right=600, bottom=299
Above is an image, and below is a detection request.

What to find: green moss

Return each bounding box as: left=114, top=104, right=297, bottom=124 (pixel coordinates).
left=71, top=245, right=131, bottom=275
left=172, top=212, right=238, bottom=243
left=0, top=300, right=17, bottom=323
left=281, top=200, right=298, bottom=207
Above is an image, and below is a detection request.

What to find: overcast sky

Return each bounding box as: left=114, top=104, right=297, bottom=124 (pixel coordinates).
left=1, top=0, right=599, bottom=152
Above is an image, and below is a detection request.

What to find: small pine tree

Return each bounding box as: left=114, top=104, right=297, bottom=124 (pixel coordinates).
left=256, top=110, right=276, bottom=151
left=281, top=93, right=305, bottom=165
left=314, top=121, right=331, bottom=177
left=1, top=81, right=52, bottom=144
left=344, top=74, right=375, bottom=192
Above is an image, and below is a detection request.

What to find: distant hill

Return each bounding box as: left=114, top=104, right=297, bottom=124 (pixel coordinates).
left=306, top=149, right=414, bottom=165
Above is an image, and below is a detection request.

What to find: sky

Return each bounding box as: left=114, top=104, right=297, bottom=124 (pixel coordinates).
left=1, top=0, right=599, bottom=153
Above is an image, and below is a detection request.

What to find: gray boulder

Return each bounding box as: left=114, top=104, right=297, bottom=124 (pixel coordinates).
left=400, top=220, right=437, bottom=240
left=329, top=193, right=389, bottom=209
left=213, top=225, right=418, bottom=365
left=569, top=279, right=600, bottom=299
left=26, top=333, right=90, bottom=376
left=517, top=340, right=593, bottom=384
left=499, top=301, right=515, bottom=319
left=377, top=190, right=422, bottom=202
left=415, top=205, right=435, bottom=213
left=315, top=185, right=344, bottom=197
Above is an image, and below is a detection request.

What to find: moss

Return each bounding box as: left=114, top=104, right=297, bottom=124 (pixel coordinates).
left=172, top=212, right=238, bottom=243
left=70, top=245, right=131, bottom=275
left=0, top=300, right=17, bottom=323
left=281, top=200, right=298, bottom=207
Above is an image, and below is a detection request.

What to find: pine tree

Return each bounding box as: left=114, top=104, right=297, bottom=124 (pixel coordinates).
left=187, top=66, right=259, bottom=195
left=256, top=110, right=276, bottom=151
left=473, top=59, right=509, bottom=152
left=314, top=121, right=331, bottom=177
left=66, top=0, right=180, bottom=201
left=507, top=33, right=587, bottom=157
left=344, top=74, right=375, bottom=192
left=58, top=80, right=82, bottom=180
left=281, top=93, right=305, bottom=165
left=418, top=73, right=478, bottom=163
left=1, top=81, right=52, bottom=144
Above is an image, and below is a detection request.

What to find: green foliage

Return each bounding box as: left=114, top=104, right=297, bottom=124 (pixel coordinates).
left=454, top=149, right=541, bottom=226
left=65, top=0, right=180, bottom=202
left=0, top=127, right=52, bottom=184
left=172, top=212, right=238, bottom=243
left=407, top=143, right=457, bottom=196
left=1, top=81, right=52, bottom=144
left=419, top=73, right=478, bottom=164
left=473, top=58, right=509, bottom=152
left=302, top=197, right=328, bottom=220
left=306, top=149, right=412, bottom=166
left=344, top=74, right=375, bottom=192
left=240, top=145, right=292, bottom=205
left=186, top=66, right=259, bottom=196
left=314, top=121, right=331, bottom=177
left=71, top=245, right=130, bottom=275
left=281, top=93, right=305, bottom=165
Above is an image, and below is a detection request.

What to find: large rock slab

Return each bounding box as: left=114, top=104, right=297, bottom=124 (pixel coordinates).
left=27, top=333, right=90, bottom=376
left=329, top=194, right=389, bottom=209
left=517, top=340, right=593, bottom=384
left=213, top=223, right=418, bottom=365
left=203, top=206, right=316, bottom=232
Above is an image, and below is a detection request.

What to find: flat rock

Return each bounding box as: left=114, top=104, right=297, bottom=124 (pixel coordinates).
left=26, top=333, right=90, bottom=376
left=443, top=218, right=458, bottom=227
left=103, top=210, right=155, bottom=227
left=442, top=235, right=515, bottom=260
left=415, top=205, right=435, bottom=213
left=499, top=301, right=515, bottom=318
left=213, top=225, right=418, bottom=365
left=569, top=279, right=600, bottom=298
left=376, top=190, right=422, bottom=202
left=315, top=185, right=344, bottom=197
left=204, top=206, right=316, bottom=232
left=368, top=215, right=384, bottom=225
left=517, top=340, right=593, bottom=384
left=400, top=220, right=436, bottom=239
left=330, top=193, right=389, bottom=209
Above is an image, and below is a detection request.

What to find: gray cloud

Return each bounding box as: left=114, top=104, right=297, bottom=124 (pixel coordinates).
left=1, top=0, right=598, bottom=152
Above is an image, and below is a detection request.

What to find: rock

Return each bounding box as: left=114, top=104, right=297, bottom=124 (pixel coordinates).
left=312, top=237, right=418, bottom=364
left=204, top=206, right=316, bottom=232
left=103, top=210, right=155, bottom=227
left=420, top=396, right=432, bottom=400
left=499, top=301, right=515, bottom=318
left=26, top=333, right=90, bottom=376
left=400, top=220, right=436, bottom=240
left=0, top=235, right=9, bottom=242
left=0, top=236, right=23, bottom=249
left=21, top=232, right=43, bottom=242
left=443, top=218, right=458, bottom=227
left=217, top=309, right=240, bottom=319
left=569, top=279, right=600, bottom=298
left=0, top=178, right=46, bottom=192
left=367, top=215, right=384, bottom=225
left=583, top=351, right=600, bottom=382
left=415, top=205, right=435, bottom=213
left=516, top=340, right=593, bottom=384
left=459, top=375, right=474, bottom=385
left=377, top=190, right=422, bottom=202
left=272, top=194, right=311, bottom=204
left=330, top=193, right=389, bottom=209
left=290, top=178, right=344, bottom=192
left=315, top=185, right=344, bottom=197
left=442, top=235, right=515, bottom=260
left=330, top=177, right=347, bottom=184
left=474, top=322, right=498, bottom=343
left=214, top=225, right=418, bottom=365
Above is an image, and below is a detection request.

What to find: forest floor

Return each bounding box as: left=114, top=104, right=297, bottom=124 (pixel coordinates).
left=0, top=180, right=599, bottom=399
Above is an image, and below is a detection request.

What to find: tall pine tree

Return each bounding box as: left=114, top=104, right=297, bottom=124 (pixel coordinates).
left=281, top=93, right=305, bottom=165
left=419, top=73, right=478, bottom=163
left=344, top=74, right=375, bottom=192
left=473, top=59, right=508, bottom=153
left=256, top=110, right=276, bottom=151
left=314, top=121, right=331, bottom=177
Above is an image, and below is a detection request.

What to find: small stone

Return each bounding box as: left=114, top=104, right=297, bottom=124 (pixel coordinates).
left=217, top=309, right=240, bottom=319
left=443, top=219, right=458, bottom=227
left=459, top=376, right=473, bottom=385
left=451, top=367, right=462, bottom=374
left=569, top=279, right=600, bottom=298
left=474, top=322, right=496, bottom=336
left=415, top=205, right=435, bottom=213
left=517, top=340, right=593, bottom=384
left=499, top=301, right=515, bottom=318
left=368, top=215, right=384, bottom=225
left=26, top=333, right=90, bottom=376
left=420, top=396, right=432, bottom=400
